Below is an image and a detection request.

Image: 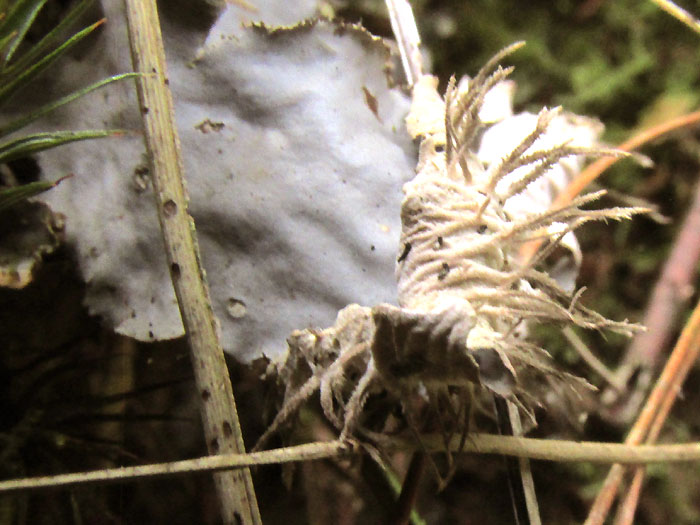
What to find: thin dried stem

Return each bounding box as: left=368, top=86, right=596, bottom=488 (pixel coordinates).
left=613, top=466, right=645, bottom=525
left=507, top=400, right=542, bottom=525
left=10, top=435, right=700, bottom=496
left=123, top=1, right=260, bottom=523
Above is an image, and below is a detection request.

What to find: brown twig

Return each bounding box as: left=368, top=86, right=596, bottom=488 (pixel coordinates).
left=613, top=467, right=645, bottom=525
left=123, top=1, right=261, bottom=523
left=584, top=299, right=700, bottom=525
left=606, top=180, right=700, bottom=417
left=613, top=309, right=699, bottom=525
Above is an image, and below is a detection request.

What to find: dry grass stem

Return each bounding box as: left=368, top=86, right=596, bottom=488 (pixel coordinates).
left=8, top=434, right=700, bottom=496
left=123, top=1, right=260, bottom=523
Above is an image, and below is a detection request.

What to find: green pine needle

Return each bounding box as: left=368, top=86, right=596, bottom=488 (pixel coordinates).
left=0, top=174, right=70, bottom=211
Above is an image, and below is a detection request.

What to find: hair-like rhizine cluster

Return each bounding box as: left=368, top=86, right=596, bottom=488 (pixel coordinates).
left=255, top=44, right=646, bottom=456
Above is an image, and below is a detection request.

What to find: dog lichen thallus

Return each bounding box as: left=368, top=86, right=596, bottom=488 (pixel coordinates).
left=253, top=13, right=647, bottom=513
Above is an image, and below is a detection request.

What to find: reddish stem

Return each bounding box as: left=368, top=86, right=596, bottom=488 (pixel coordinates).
left=616, top=180, right=700, bottom=387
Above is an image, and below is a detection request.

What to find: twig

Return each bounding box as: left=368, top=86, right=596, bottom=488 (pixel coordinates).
left=10, top=434, right=700, bottom=496
left=584, top=299, right=700, bottom=525
left=613, top=310, right=699, bottom=525
left=122, top=2, right=261, bottom=523
left=606, top=180, right=700, bottom=416
left=613, top=401, right=676, bottom=525
left=613, top=466, right=645, bottom=525
left=0, top=441, right=350, bottom=495
left=647, top=0, right=700, bottom=35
